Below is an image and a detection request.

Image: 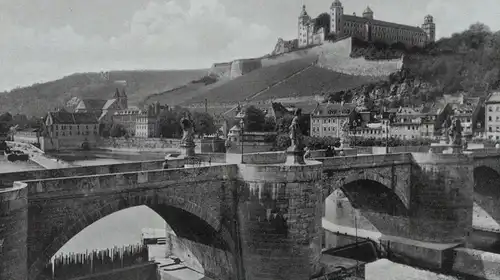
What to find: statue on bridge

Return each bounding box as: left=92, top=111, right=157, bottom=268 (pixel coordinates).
left=180, top=113, right=195, bottom=145
left=448, top=117, right=463, bottom=146
left=289, top=108, right=305, bottom=164
left=339, top=120, right=350, bottom=147
left=180, top=113, right=196, bottom=156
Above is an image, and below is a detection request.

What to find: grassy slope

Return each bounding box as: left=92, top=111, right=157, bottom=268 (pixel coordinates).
left=252, top=65, right=387, bottom=101
left=0, top=69, right=207, bottom=116
left=181, top=56, right=318, bottom=105
left=142, top=77, right=231, bottom=107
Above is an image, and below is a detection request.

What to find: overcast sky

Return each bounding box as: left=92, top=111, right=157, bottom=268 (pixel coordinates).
left=1, top=0, right=499, bottom=91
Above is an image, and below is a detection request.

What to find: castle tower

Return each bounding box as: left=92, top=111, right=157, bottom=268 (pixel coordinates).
left=298, top=5, right=311, bottom=48
left=330, top=0, right=344, bottom=36
left=362, top=6, right=374, bottom=19
left=422, top=15, right=436, bottom=43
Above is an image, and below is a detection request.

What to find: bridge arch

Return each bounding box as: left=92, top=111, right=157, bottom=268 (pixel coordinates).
left=327, top=178, right=409, bottom=217
left=322, top=171, right=410, bottom=241
left=473, top=165, right=500, bottom=227
left=28, top=190, right=237, bottom=280
left=323, top=169, right=409, bottom=211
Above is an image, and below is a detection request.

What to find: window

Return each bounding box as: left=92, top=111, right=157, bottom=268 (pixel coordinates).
left=489, top=116, right=492, bottom=121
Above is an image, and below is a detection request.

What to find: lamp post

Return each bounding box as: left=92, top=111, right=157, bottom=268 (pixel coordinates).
left=385, top=120, right=389, bottom=154
left=240, top=119, right=244, bottom=163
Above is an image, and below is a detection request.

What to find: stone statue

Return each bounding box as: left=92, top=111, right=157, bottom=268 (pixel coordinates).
left=448, top=118, right=463, bottom=146
left=180, top=114, right=195, bottom=146
left=441, top=116, right=452, bottom=143
left=339, top=120, right=350, bottom=146
left=289, top=109, right=303, bottom=150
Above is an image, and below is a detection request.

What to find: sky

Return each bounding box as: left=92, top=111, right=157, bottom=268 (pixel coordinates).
left=1, top=0, right=499, bottom=92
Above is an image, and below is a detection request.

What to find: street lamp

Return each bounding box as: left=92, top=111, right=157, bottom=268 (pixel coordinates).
left=385, top=120, right=389, bottom=154
left=240, top=119, right=245, bottom=163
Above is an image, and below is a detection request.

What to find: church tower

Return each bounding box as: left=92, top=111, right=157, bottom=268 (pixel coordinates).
left=119, top=89, right=128, bottom=109
left=422, top=15, right=436, bottom=43
left=298, top=5, right=311, bottom=48
left=330, top=0, right=344, bottom=36
left=362, top=6, right=374, bottom=19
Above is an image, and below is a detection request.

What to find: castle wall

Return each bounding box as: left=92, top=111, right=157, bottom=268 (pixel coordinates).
left=230, top=59, right=263, bottom=79
left=317, top=37, right=403, bottom=76
left=209, top=62, right=232, bottom=78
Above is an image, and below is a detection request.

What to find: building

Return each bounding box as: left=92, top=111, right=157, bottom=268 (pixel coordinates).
left=42, top=109, right=99, bottom=151
left=390, top=106, right=439, bottom=140
left=310, top=102, right=357, bottom=138
left=112, top=107, right=141, bottom=136
left=485, top=92, right=500, bottom=140
left=298, top=1, right=435, bottom=49
left=135, top=102, right=167, bottom=138
left=298, top=6, right=326, bottom=48
left=13, top=129, right=40, bottom=146
left=444, top=94, right=483, bottom=139
left=74, top=88, right=128, bottom=122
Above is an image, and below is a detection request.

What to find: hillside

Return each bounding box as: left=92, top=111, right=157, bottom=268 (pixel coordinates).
left=181, top=56, right=318, bottom=105
left=142, top=76, right=231, bottom=107
left=252, top=65, right=386, bottom=101
left=0, top=69, right=207, bottom=116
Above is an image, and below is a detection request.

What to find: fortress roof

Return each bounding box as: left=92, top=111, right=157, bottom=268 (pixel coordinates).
left=343, top=14, right=425, bottom=33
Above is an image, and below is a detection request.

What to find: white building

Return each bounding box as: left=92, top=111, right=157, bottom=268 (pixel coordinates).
left=485, top=92, right=500, bottom=140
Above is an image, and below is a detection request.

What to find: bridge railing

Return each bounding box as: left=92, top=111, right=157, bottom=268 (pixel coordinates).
left=0, top=159, right=185, bottom=189
left=313, top=153, right=413, bottom=170
left=42, top=244, right=149, bottom=279
left=20, top=164, right=235, bottom=196
left=466, top=148, right=500, bottom=158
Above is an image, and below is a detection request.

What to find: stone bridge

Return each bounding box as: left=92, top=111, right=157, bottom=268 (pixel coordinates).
left=2, top=150, right=500, bottom=280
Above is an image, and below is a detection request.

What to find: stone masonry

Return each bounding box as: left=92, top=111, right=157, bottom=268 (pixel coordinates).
left=2, top=150, right=500, bottom=279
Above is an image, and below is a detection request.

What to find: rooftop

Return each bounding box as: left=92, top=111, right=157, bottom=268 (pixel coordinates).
left=343, top=14, right=425, bottom=33
left=46, top=111, right=99, bottom=125
left=312, top=103, right=356, bottom=116
left=486, top=92, right=500, bottom=104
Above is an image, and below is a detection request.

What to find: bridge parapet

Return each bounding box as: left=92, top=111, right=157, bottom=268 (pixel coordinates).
left=316, top=153, right=413, bottom=170
left=21, top=164, right=237, bottom=199
left=467, top=148, right=500, bottom=159
left=0, top=159, right=186, bottom=189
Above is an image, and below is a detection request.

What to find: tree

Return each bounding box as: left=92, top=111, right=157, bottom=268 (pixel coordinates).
left=192, top=112, right=217, bottom=137
left=110, top=124, right=126, bottom=138
left=263, top=116, right=276, bottom=132
left=244, top=106, right=266, bottom=132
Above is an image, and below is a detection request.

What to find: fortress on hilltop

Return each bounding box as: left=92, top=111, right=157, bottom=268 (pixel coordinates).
left=298, top=0, right=436, bottom=49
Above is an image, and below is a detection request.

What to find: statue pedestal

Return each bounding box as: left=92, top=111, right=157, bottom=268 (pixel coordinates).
left=287, top=145, right=305, bottom=165
left=180, top=143, right=196, bottom=157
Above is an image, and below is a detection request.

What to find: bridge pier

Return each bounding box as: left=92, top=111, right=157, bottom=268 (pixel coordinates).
left=237, top=159, right=324, bottom=280
left=385, top=153, right=474, bottom=270
left=0, top=183, right=28, bottom=280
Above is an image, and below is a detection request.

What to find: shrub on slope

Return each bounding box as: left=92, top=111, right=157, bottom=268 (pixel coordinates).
left=252, top=66, right=385, bottom=101
left=183, top=56, right=317, bottom=105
